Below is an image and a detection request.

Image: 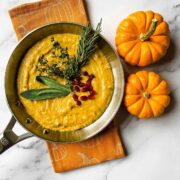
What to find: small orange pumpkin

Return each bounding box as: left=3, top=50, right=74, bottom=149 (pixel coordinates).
left=124, top=71, right=170, bottom=118
left=115, top=11, right=170, bottom=66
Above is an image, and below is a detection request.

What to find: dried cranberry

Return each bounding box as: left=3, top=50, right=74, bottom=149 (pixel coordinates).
left=88, top=94, right=94, bottom=100
left=79, top=82, right=85, bottom=87
left=75, top=76, right=82, bottom=82
left=81, top=85, right=90, bottom=92
left=72, top=94, right=78, bottom=101
left=80, top=96, right=88, bottom=101
left=86, top=79, right=91, bottom=85
left=90, top=90, right=96, bottom=96
left=83, top=71, right=89, bottom=76
left=89, top=85, right=93, bottom=91
left=74, top=86, right=80, bottom=92
left=76, top=100, right=81, bottom=106
left=88, top=74, right=95, bottom=80
left=87, top=90, right=96, bottom=100
left=72, top=80, right=79, bottom=85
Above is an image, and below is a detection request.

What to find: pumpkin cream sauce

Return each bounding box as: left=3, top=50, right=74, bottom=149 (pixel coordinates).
left=17, top=34, right=114, bottom=132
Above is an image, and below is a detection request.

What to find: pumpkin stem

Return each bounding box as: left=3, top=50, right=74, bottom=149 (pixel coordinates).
left=139, top=18, right=158, bottom=41
left=143, top=91, right=150, bottom=99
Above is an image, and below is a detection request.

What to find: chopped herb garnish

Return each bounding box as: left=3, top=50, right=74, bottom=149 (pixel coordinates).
left=38, top=55, right=48, bottom=65
left=51, top=37, right=55, bottom=42
left=49, top=64, right=57, bottom=70
left=59, top=52, right=67, bottom=58
left=51, top=51, right=56, bottom=58
left=53, top=41, right=61, bottom=49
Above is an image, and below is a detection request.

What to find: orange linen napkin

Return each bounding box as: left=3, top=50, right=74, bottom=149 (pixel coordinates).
left=9, top=0, right=125, bottom=173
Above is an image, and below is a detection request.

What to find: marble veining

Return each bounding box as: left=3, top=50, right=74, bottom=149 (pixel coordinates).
left=1, top=0, right=180, bottom=180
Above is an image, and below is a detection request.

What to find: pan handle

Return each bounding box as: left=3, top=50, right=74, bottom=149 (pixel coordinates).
left=0, top=116, right=33, bottom=154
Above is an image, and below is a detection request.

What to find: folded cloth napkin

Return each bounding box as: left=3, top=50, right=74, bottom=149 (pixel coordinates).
left=9, top=0, right=125, bottom=173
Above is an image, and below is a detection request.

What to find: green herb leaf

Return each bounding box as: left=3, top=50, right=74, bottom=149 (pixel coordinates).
left=53, top=41, right=61, bottom=49
left=51, top=37, right=55, bottom=42
left=51, top=51, right=56, bottom=58
left=20, top=88, right=70, bottom=100
left=38, top=55, right=48, bottom=65
left=36, top=76, right=71, bottom=92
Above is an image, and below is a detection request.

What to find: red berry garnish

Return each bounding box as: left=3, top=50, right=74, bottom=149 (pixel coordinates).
left=74, top=86, right=80, bottom=92
left=76, top=100, right=81, bottom=106
left=86, top=79, right=91, bottom=85
left=88, top=90, right=96, bottom=100
left=73, top=94, right=78, bottom=101
left=80, top=96, right=88, bottom=101
left=83, top=71, right=89, bottom=76
left=72, top=74, right=96, bottom=102
left=79, top=82, right=85, bottom=87
left=90, top=90, right=96, bottom=96
left=89, top=85, right=93, bottom=91
left=72, top=80, right=78, bottom=85
left=88, top=94, right=94, bottom=100
left=88, top=74, right=95, bottom=80
left=76, top=76, right=82, bottom=82
left=81, top=85, right=90, bottom=92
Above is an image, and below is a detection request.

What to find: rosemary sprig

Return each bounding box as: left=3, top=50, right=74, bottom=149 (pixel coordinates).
left=63, top=19, right=102, bottom=81
left=77, top=19, right=102, bottom=66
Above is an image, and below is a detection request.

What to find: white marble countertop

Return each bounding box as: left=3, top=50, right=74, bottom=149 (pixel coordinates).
left=0, top=0, right=180, bottom=179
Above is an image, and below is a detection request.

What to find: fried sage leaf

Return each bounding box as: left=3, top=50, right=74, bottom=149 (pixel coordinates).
left=20, top=88, right=70, bottom=100
left=36, top=76, right=71, bottom=92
